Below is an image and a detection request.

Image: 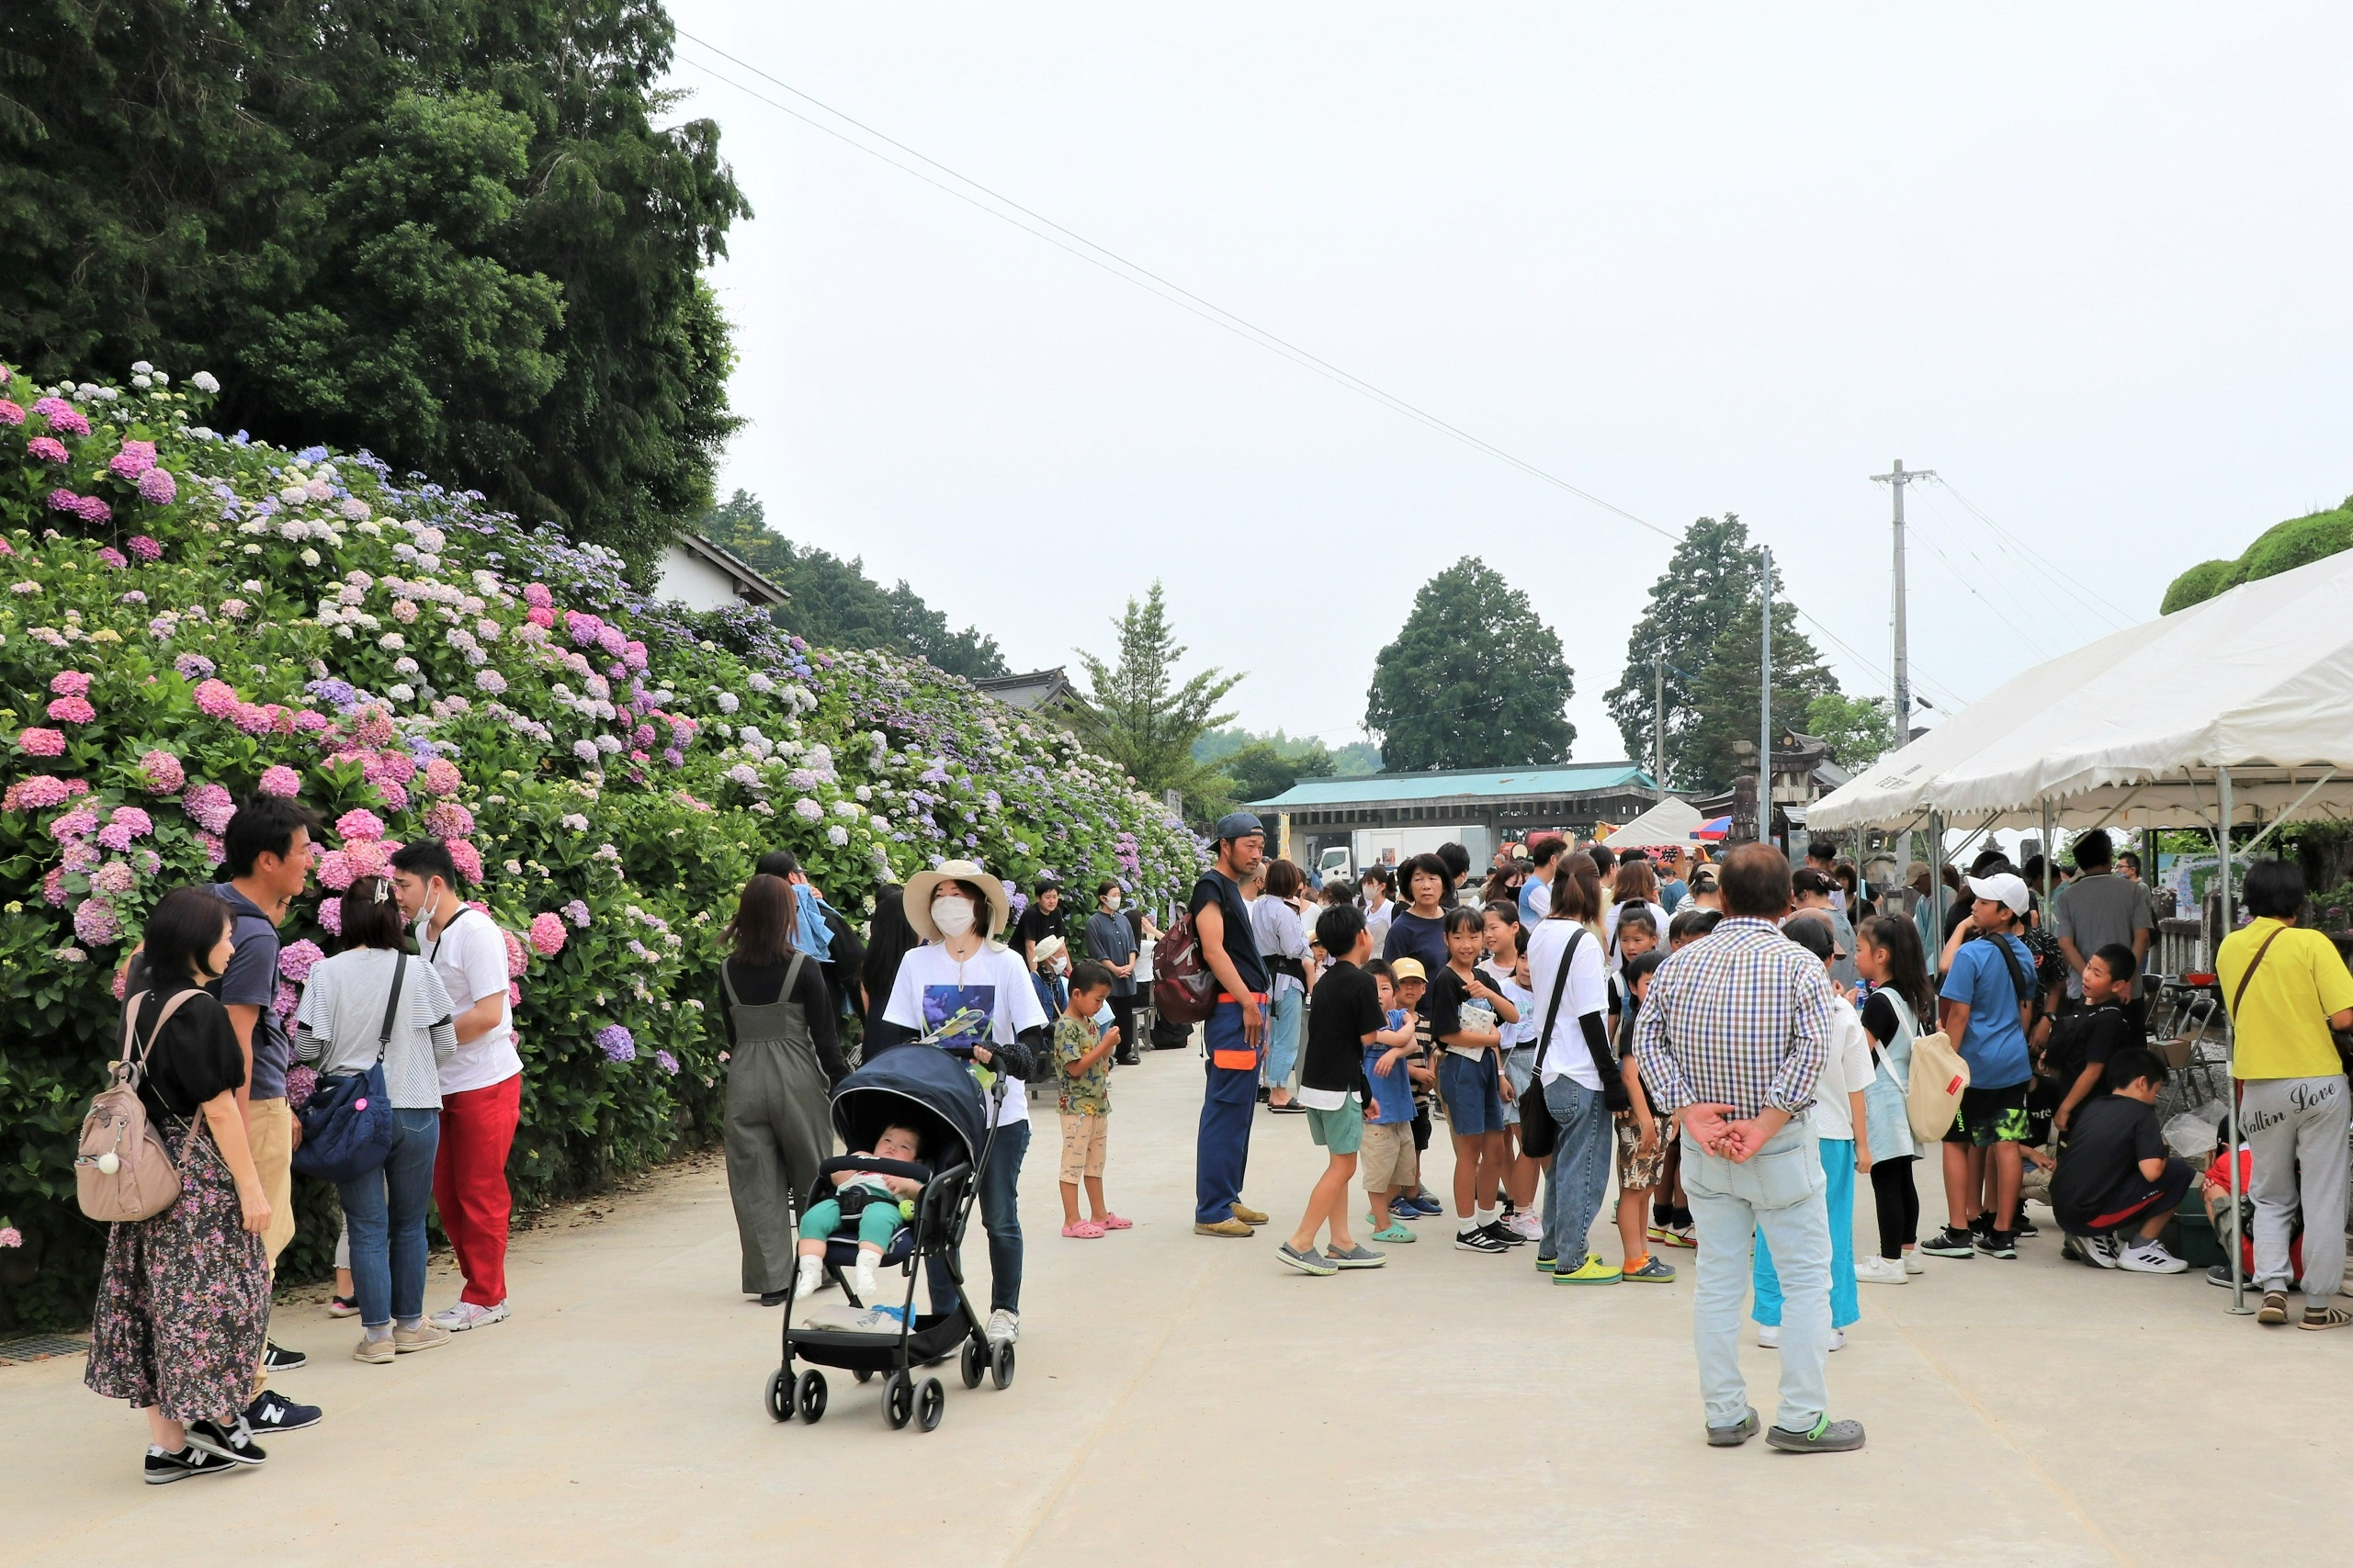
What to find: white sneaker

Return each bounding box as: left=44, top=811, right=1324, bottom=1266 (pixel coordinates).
left=1507, top=1210, right=1544, bottom=1240
left=1756, top=1325, right=1780, bottom=1348
left=1854, top=1256, right=1909, bottom=1285
left=1901, top=1247, right=1924, bottom=1275
left=986, top=1309, right=1021, bottom=1345
left=2085, top=1235, right=2122, bottom=1270
left=429, top=1300, right=510, bottom=1331
left=1827, top=1327, right=1848, bottom=1351
left=2118, top=1240, right=2188, bottom=1275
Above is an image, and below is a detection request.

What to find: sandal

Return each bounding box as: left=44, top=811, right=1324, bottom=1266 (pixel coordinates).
left=2300, top=1305, right=2353, bottom=1332
left=1370, top=1223, right=1416, bottom=1244
left=1061, top=1221, right=1107, bottom=1239
left=1096, top=1213, right=1133, bottom=1230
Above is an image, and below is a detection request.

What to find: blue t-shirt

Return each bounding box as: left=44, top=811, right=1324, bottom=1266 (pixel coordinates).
left=1363, top=1010, right=1415, bottom=1123
left=208, top=882, right=288, bottom=1100
left=1382, top=910, right=1450, bottom=976
left=1939, top=932, right=2035, bottom=1089
left=1660, top=877, right=1688, bottom=912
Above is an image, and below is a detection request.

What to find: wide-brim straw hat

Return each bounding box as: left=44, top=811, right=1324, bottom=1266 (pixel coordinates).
left=903, top=859, right=1011, bottom=942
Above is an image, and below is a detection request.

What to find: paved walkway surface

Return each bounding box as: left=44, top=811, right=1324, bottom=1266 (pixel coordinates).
left=7, top=1045, right=2348, bottom=1567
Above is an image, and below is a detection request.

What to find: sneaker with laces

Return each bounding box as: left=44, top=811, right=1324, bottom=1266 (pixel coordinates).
left=243, top=1389, right=321, bottom=1432
left=1552, top=1253, right=1622, bottom=1285
left=2012, top=1213, right=2041, bottom=1239
left=2084, top=1235, right=2122, bottom=1269
left=392, top=1321, right=451, bottom=1354
left=186, top=1416, right=268, bottom=1466
left=1853, top=1256, right=1907, bottom=1285
left=261, top=1340, right=307, bottom=1372
left=431, top=1300, right=510, bottom=1332
left=145, top=1444, right=241, bottom=1483
left=352, top=1334, right=396, bottom=1365
left=1454, top=1225, right=1510, bottom=1254
left=325, top=1295, right=360, bottom=1319
left=986, top=1309, right=1022, bottom=1343
left=1919, top=1226, right=1975, bottom=1258
left=1975, top=1228, right=2019, bottom=1259
left=1480, top=1221, right=1527, bottom=1247
left=2117, top=1239, right=2187, bottom=1274
left=1507, top=1210, right=1545, bottom=1240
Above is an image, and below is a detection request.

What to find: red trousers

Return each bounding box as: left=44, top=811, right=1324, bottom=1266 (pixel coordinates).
left=435, top=1073, right=521, bottom=1307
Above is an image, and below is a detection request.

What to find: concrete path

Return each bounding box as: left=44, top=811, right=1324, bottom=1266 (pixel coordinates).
left=6, top=1045, right=2347, bottom=1567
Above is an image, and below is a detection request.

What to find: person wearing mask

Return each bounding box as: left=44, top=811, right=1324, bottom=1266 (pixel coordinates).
left=292, top=876, right=457, bottom=1362
left=877, top=861, right=1046, bottom=1345
left=1359, top=864, right=1397, bottom=953
left=1191, top=814, right=1273, bottom=1238
left=209, top=795, right=322, bottom=1433
left=759, top=851, right=859, bottom=1027
left=1253, top=859, right=1314, bottom=1112
left=390, top=838, right=520, bottom=1334
left=86, top=887, right=276, bottom=1483
left=718, top=873, right=844, bottom=1306
left=1086, top=880, right=1143, bottom=1066
left=1522, top=837, right=1566, bottom=924
left=1635, top=843, right=1861, bottom=1454
left=2218, top=859, right=2353, bottom=1330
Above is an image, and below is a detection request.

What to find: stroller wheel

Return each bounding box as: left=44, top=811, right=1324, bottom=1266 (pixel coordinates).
left=991, top=1342, right=1016, bottom=1391
left=959, top=1339, right=985, bottom=1390
left=883, top=1371, right=914, bottom=1429
left=854, top=1368, right=874, bottom=1384
left=796, top=1369, right=828, bottom=1424
left=765, top=1368, right=793, bottom=1424
left=916, top=1377, right=945, bottom=1432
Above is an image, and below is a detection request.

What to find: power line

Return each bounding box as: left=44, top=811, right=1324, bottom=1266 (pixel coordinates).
left=1906, top=526, right=2065, bottom=661
left=1923, top=476, right=2138, bottom=627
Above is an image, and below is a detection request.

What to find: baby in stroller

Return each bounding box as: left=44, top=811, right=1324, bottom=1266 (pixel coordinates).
left=796, top=1122, right=926, bottom=1301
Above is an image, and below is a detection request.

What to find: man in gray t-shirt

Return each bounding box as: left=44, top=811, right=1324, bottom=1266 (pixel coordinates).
left=2053, top=831, right=2153, bottom=996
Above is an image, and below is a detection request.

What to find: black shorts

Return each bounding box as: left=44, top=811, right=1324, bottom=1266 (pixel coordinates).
left=2063, top=1157, right=2194, bottom=1237
left=1944, top=1080, right=2031, bottom=1147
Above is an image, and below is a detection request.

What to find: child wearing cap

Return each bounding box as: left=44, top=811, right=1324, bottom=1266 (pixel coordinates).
left=1357, top=960, right=1421, bottom=1242
left=1388, top=956, right=1443, bottom=1217
left=1921, top=871, right=2040, bottom=1260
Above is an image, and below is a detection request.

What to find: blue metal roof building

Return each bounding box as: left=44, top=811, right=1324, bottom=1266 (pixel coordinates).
left=1249, top=761, right=1663, bottom=859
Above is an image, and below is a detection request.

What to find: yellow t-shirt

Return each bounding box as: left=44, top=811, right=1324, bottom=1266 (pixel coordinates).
left=2218, top=918, right=2353, bottom=1079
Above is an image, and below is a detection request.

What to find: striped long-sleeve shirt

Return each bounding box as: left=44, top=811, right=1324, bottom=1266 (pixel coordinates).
left=1634, top=917, right=1833, bottom=1120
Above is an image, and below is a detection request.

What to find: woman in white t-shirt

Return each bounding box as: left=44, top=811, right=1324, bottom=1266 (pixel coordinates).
left=880, top=860, right=1048, bottom=1348
left=1523, top=868, right=1623, bottom=1281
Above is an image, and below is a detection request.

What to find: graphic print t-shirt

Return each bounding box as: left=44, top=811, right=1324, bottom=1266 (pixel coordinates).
left=884, top=942, right=1049, bottom=1125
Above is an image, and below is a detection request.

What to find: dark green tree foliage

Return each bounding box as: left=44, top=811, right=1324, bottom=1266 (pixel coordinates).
left=1219, top=739, right=1336, bottom=806
left=1364, top=557, right=1575, bottom=772
left=1680, top=581, right=1840, bottom=795
left=0, top=0, right=747, bottom=571
left=1602, top=513, right=1759, bottom=783
left=694, top=491, right=1008, bottom=678
left=1070, top=581, right=1241, bottom=815
left=2161, top=498, right=2353, bottom=614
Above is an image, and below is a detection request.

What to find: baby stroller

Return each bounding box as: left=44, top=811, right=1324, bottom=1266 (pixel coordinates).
left=765, top=1034, right=1015, bottom=1433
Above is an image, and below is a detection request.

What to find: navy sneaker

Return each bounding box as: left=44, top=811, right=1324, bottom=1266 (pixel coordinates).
left=243, top=1388, right=322, bottom=1433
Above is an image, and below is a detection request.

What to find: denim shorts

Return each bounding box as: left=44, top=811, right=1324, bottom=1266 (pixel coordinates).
left=1437, top=1051, right=1506, bottom=1136
left=1500, top=1046, right=1538, bottom=1128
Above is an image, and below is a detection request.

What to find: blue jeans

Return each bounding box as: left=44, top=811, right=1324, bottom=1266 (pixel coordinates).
left=1261, top=987, right=1303, bottom=1092
left=1682, top=1122, right=1832, bottom=1434
left=928, top=1117, right=1029, bottom=1317
left=1754, top=1136, right=1859, bottom=1329
left=337, top=1108, right=441, bottom=1329
left=1195, top=1001, right=1260, bottom=1224
left=1539, top=1076, right=1612, bottom=1264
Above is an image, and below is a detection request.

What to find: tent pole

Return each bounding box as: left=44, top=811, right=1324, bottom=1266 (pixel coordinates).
left=2041, top=799, right=2054, bottom=917
left=2219, top=765, right=2251, bottom=1316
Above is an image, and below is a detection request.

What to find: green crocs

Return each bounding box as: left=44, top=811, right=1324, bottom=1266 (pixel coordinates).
left=1369, top=1223, right=1416, bottom=1244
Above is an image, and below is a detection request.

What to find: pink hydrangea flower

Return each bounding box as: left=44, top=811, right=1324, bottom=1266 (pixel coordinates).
left=49, top=807, right=99, bottom=840
left=46, top=695, right=96, bottom=724
left=107, top=440, right=157, bottom=479
left=73, top=898, right=121, bottom=945
left=0, top=399, right=20, bottom=427
left=17, top=728, right=65, bottom=757
left=74, top=495, right=109, bottom=524
left=137, top=468, right=176, bottom=505
left=96, top=547, right=129, bottom=569
left=376, top=750, right=417, bottom=785
left=315, top=849, right=356, bottom=891
left=33, top=397, right=89, bottom=437
left=136, top=750, right=186, bottom=794
left=317, top=897, right=344, bottom=936
left=334, top=807, right=386, bottom=841
left=420, top=757, right=462, bottom=795
left=192, top=679, right=240, bottom=718
left=28, top=437, right=68, bottom=464
left=503, top=925, right=527, bottom=977
left=5, top=774, right=73, bottom=813
left=196, top=829, right=224, bottom=864
left=51, top=671, right=91, bottom=699
left=257, top=764, right=302, bottom=798
left=233, top=703, right=277, bottom=737
left=91, top=861, right=137, bottom=896
left=109, top=806, right=153, bottom=839
left=523, top=582, right=554, bottom=608
left=448, top=839, right=484, bottom=886
left=424, top=801, right=474, bottom=840
left=376, top=778, right=409, bottom=812
left=528, top=911, right=567, bottom=956
left=526, top=605, right=556, bottom=629
left=127, top=535, right=162, bottom=562
left=184, top=782, right=235, bottom=833
left=278, top=939, right=325, bottom=983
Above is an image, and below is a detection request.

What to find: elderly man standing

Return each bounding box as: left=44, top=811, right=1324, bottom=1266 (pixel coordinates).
left=1193, top=813, right=1273, bottom=1237
left=1635, top=842, right=1864, bottom=1454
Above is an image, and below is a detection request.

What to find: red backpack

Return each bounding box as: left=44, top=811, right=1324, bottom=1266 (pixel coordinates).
left=1151, top=909, right=1217, bottom=1026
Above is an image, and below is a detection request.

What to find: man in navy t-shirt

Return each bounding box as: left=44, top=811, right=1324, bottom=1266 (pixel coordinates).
left=1192, top=813, right=1271, bottom=1235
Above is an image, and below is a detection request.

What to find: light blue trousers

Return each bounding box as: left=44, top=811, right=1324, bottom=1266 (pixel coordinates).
left=1681, top=1122, right=1832, bottom=1435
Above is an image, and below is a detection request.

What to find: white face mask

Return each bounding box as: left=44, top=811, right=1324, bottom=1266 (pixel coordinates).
left=932, top=896, right=978, bottom=938
left=1104, top=893, right=1121, bottom=909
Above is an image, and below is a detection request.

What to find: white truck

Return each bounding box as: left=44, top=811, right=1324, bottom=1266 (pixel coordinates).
left=1316, top=824, right=1494, bottom=884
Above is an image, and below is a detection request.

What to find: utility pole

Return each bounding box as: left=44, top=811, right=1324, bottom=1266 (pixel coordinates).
left=1872, top=458, right=1934, bottom=872
left=1759, top=545, right=1773, bottom=852
left=1652, top=655, right=1667, bottom=796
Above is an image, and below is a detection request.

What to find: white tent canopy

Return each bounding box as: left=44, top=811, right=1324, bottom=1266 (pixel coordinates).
left=1810, top=548, right=2353, bottom=833
left=1597, top=795, right=1705, bottom=848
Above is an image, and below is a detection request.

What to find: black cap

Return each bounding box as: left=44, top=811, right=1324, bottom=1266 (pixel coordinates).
left=1213, top=811, right=1265, bottom=841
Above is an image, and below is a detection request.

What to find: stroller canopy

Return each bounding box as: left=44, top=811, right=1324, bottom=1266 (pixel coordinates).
left=831, top=1043, right=988, bottom=1177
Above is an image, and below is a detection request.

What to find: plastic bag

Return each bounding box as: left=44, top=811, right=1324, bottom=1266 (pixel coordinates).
left=2163, top=1111, right=2218, bottom=1160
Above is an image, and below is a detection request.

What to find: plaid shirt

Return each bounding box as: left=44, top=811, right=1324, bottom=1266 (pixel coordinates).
left=1634, top=917, right=1832, bottom=1119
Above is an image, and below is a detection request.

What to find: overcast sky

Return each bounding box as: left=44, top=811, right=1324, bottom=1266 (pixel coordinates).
left=663, top=4, right=2353, bottom=764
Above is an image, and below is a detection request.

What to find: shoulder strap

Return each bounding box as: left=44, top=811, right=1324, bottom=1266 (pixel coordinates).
left=1977, top=931, right=2031, bottom=1001
left=2229, top=923, right=2291, bottom=1019
left=120, top=989, right=150, bottom=1068
left=782, top=950, right=807, bottom=998
left=378, top=951, right=407, bottom=1050
left=719, top=959, right=743, bottom=1008
left=1533, top=928, right=1585, bottom=1072
left=127, top=988, right=203, bottom=1071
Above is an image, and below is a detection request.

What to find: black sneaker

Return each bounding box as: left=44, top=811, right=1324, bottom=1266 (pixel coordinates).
left=1919, top=1226, right=1976, bottom=1258
left=1968, top=1213, right=1993, bottom=1238
left=261, top=1340, right=308, bottom=1373
left=243, top=1388, right=322, bottom=1433
left=2207, top=1263, right=2236, bottom=1289
left=1975, top=1228, right=2019, bottom=1259
left=185, top=1417, right=268, bottom=1467
left=1454, top=1226, right=1510, bottom=1254
left=145, top=1445, right=241, bottom=1483
left=1480, top=1221, right=1527, bottom=1247
left=2011, top=1213, right=2041, bottom=1240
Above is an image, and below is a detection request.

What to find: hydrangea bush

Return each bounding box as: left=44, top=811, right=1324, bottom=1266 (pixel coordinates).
left=0, top=363, right=1200, bottom=1329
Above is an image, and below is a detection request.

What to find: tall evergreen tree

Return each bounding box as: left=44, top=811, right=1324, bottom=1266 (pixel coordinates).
left=1363, top=558, right=1575, bottom=771
left=1680, top=574, right=1840, bottom=795
left=1601, top=514, right=1759, bottom=785
left=1069, top=581, right=1241, bottom=815
left=0, top=0, right=747, bottom=572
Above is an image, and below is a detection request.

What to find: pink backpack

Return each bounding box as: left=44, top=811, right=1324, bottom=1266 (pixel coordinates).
left=75, top=989, right=208, bottom=1223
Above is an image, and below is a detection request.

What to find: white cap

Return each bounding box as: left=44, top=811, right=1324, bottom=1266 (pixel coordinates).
left=1965, top=872, right=2031, bottom=917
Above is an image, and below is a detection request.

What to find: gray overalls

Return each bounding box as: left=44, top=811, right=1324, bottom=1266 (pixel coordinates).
left=721, top=953, right=835, bottom=1294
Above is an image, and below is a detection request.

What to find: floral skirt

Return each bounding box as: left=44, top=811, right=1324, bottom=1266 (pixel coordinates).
left=84, top=1117, right=269, bottom=1424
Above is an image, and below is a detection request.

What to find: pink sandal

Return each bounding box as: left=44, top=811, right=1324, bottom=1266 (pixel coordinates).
left=1061, top=1220, right=1107, bottom=1239
left=1097, top=1213, right=1134, bottom=1230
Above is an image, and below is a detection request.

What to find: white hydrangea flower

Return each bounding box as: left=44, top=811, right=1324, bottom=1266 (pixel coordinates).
left=190, top=371, right=221, bottom=393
